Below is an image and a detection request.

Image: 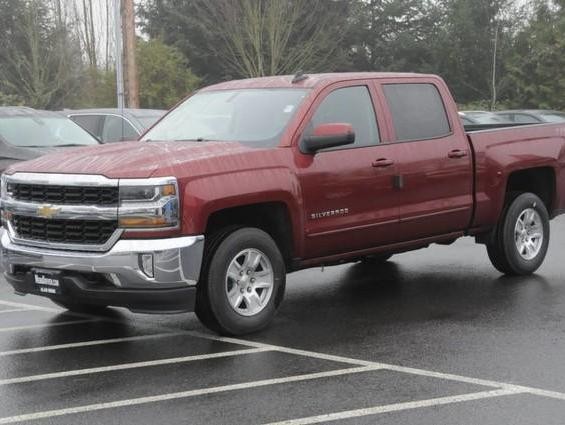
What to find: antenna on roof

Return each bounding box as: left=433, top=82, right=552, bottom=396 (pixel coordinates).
left=292, top=71, right=308, bottom=84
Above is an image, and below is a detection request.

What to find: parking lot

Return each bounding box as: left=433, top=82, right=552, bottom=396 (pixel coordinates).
left=1, top=218, right=565, bottom=424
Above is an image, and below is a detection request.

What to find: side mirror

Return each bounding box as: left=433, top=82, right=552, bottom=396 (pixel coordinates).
left=301, top=123, right=355, bottom=154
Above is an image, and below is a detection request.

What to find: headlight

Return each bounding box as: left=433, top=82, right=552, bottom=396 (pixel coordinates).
left=118, top=178, right=179, bottom=229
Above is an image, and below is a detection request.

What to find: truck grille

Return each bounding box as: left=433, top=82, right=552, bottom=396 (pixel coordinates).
left=12, top=215, right=118, bottom=245
left=8, top=183, right=118, bottom=206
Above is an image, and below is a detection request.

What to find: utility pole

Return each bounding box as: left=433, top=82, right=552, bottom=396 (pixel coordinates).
left=114, top=0, right=124, bottom=109
left=122, top=0, right=139, bottom=108
left=490, top=24, right=499, bottom=111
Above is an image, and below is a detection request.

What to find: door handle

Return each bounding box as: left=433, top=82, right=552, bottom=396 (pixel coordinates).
left=372, top=158, right=394, bottom=168
left=448, top=149, right=468, bottom=159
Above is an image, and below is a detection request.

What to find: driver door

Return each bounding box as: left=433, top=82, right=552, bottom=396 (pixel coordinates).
left=295, top=82, right=401, bottom=259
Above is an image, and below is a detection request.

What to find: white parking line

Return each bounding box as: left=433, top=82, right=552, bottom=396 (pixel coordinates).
left=0, top=300, right=60, bottom=313
left=0, top=347, right=270, bottom=385
left=188, top=332, right=565, bottom=402
left=0, top=332, right=189, bottom=357
left=3, top=299, right=565, bottom=408
left=263, top=388, right=523, bottom=425
left=0, top=319, right=98, bottom=333
left=0, top=365, right=378, bottom=424
left=0, top=309, right=30, bottom=314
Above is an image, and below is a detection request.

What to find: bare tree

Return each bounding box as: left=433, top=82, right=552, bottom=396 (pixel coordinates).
left=195, top=0, right=347, bottom=77
left=0, top=0, right=83, bottom=108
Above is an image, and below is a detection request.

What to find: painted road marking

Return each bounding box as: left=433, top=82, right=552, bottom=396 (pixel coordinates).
left=0, top=319, right=98, bottom=333
left=263, top=388, right=523, bottom=425
left=0, top=347, right=270, bottom=385
left=189, top=332, right=565, bottom=402
left=0, top=309, right=31, bottom=314
left=0, top=366, right=378, bottom=424
left=0, top=300, right=61, bottom=313
left=3, top=299, right=565, bottom=407
left=0, top=332, right=189, bottom=357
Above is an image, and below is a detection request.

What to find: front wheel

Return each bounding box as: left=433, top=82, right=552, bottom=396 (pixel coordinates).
left=487, top=192, right=550, bottom=276
left=195, top=227, right=286, bottom=335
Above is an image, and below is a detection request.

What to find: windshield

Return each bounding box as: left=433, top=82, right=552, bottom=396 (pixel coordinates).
left=541, top=113, right=565, bottom=123
left=142, top=89, right=309, bottom=147
left=136, top=115, right=162, bottom=129
left=0, top=115, right=99, bottom=147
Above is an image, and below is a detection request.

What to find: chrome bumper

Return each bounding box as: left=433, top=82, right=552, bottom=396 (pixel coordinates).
left=0, top=228, right=204, bottom=289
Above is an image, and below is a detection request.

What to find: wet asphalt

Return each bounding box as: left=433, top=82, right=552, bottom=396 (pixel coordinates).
left=1, top=218, right=565, bottom=423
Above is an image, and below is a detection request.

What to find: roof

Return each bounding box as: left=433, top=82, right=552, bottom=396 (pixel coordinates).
left=496, top=110, right=564, bottom=115
left=0, top=107, right=64, bottom=118
left=201, top=72, right=436, bottom=91
left=65, top=108, right=166, bottom=117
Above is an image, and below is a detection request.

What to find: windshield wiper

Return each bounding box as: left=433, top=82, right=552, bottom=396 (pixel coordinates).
left=53, top=144, right=88, bottom=147
left=172, top=137, right=211, bottom=142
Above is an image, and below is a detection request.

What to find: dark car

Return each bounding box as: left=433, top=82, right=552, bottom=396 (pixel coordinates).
left=66, top=108, right=166, bottom=143
left=0, top=107, right=100, bottom=172
left=495, top=109, right=565, bottom=124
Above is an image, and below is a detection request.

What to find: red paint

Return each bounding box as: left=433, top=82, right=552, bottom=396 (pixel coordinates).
left=6, top=73, right=565, bottom=267
left=311, top=123, right=353, bottom=137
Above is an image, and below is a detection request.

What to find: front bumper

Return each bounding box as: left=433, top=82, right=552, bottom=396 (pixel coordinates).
left=0, top=229, right=205, bottom=312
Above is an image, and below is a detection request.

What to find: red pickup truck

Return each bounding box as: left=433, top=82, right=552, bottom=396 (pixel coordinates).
left=2, top=73, right=565, bottom=335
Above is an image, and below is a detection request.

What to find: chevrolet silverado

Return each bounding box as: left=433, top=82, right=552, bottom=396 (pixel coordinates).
left=2, top=73, right=565, bottom=335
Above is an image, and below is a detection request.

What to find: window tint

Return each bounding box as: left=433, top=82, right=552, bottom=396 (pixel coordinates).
left=102, top=115, right=139, bottom=142
left=383, top=83, right=451, bottom=141
left=514, top=114, right=540, bottom=124
left=69, top=115, right=102, bottom=138
left=496, top=113, right=512, bottom=122
left=541, top=113, right=565, bottom=123
left=310, top=86, right=379, bottom=148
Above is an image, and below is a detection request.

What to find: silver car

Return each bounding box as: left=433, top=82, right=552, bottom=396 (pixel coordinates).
left=66, top=108, right=166, bottom=143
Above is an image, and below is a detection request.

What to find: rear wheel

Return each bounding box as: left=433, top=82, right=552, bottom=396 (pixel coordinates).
left=195, top=227, right=286, bottom=335
left=487, top=192, right=549, bottom=276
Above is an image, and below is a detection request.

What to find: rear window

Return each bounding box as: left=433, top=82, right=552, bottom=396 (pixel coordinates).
left=540, top=113, right=565, bottom=123
left=383, top=83, right=451, bottom=141
left=69, top=115, right=102, bottom=138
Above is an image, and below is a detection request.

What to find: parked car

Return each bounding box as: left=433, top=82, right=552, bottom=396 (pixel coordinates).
left=459, top=110, right=512, bottom=125
left=0, top=107, right=100, bottom=173
left=495, top=110, right=565, bottom=124
left=66, top=108, right=166, bottom=143
left=2, top=73, right=565, bottom=336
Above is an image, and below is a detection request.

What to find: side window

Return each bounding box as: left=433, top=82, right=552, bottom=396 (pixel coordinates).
left=383, top=83, right=451, bottom=142
left=102, top=116, right=139, bottom=142
left=514, top=114, right=540, bottom=124
left=69, top=115, right=102, bottom=139
left=309, top=86, right=379, bottom=148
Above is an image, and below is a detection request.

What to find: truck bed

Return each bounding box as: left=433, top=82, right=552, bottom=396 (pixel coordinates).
left=467, top=122, right=565, bottom=229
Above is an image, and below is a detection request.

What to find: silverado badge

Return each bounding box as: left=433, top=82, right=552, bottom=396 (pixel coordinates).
left=37, top=205, right=61, bottom=219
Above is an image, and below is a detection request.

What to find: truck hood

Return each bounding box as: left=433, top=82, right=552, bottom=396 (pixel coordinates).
left=6, top=141, right=254, bottom=179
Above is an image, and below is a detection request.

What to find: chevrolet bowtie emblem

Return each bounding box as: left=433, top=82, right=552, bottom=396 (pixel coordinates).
left=37, top=205, right=61, bottom=219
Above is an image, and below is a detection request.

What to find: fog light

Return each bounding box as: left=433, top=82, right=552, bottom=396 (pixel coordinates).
left=140, top=253, right=154, bottom=278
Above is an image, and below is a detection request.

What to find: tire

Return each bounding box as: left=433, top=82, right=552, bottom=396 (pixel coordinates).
left=486, top=192, right=550, bottom=276
left=195, top=227, right=286, bottom=336
left=361, top=254, right=393, bottom=264
left=52, top=300, right=108, bottom=314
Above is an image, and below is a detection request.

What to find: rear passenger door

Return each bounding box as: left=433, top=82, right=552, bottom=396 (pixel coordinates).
left=296, top=82, right=401, bottom=259
left=377, top=79, right=474, bottom=240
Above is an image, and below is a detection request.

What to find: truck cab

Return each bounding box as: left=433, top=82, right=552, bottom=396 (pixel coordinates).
left=2, top=73, right=565, bottom=335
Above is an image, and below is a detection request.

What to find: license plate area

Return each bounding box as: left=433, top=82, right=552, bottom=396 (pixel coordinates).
left=32, top=269, right=62, bottom=295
